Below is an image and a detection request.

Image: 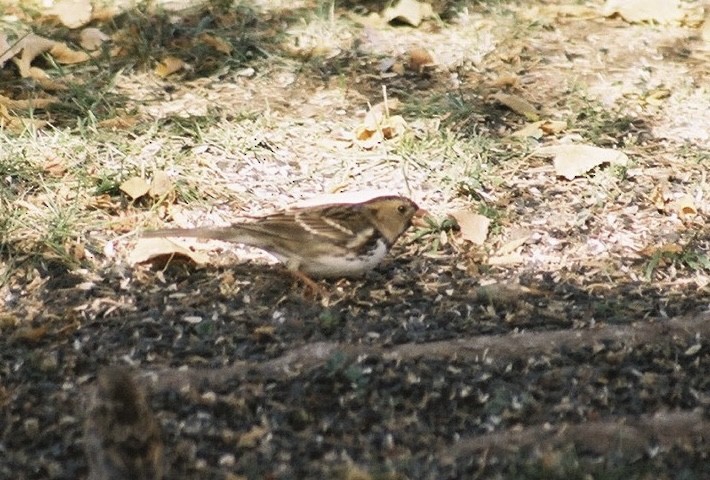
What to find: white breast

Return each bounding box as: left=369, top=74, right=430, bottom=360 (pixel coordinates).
left=303, top=238, right=389, bottom=278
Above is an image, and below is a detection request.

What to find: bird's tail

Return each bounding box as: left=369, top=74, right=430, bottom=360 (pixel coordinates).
left=142, top=226, right=270, bottom=246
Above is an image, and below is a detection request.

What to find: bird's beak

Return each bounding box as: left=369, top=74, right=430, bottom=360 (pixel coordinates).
left=412, top=208, right=429, bottom=227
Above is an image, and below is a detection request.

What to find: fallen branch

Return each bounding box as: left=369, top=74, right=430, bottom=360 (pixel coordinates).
left=146, top=313, right=709, bottom=391
left=444, top=410, right=707, bottom=460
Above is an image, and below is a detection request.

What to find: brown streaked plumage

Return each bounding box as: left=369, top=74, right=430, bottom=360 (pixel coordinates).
left=143, top=195, right=421, bottom=278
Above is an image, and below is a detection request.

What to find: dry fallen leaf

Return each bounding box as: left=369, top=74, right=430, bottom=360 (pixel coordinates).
left=0, top=94, right=58, bottom=110
left=128, top=238, right=209, bottom=266
left=155, top=56, right=186, bottom=78
left=354, top=99, right=407, bottom=148
left=383, top=0, right=434, bottom=27
left=7, top=34, right=57, bottom=74
left=149, top=171, right=173, bottom=198
left=407, top=46, right=435, bottom=72
left=669, top=194, right=698, bottom=220
left=540, top=120, right=567, bottom=134
left=355, top=115, right=407, bottom=149
left=495, top=230, right=531, bottom=256
left=43, top=157, right=68, bottom=177
left=491, top=93, right=540, bottom=121
left=451, top=210, right=490, bottom=245
left=487, top=252, right=525, bottom=266
left=639, top=243, right=683, bottom=256
left=98, top=115, right=140, bottom=130
left=533, top=144, right=629, bottom=180
left=649, top=183, right=672, bottom=210
left=119, top=176, right=150, bottom=200
left=510, top=121, right=545, bottom=139
left=602, top=0, right=683, bottom=24
left=199, top=33, right=232, bottom=54
left=80, top=28, right=110, bottom=50
left=511, top=120, right=567, bottom=138
left=49, top=43, right=91, bottom=64
left=0, top=104, right=48, bottom=132
left=46, top=0, right=93, bottom=29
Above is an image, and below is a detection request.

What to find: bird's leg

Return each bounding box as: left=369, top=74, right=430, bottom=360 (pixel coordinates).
left=285, top=258, right=328, bottom=298
left=289, top=269, right=329, bottom=299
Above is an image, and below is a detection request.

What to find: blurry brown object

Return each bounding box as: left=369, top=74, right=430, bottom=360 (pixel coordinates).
left=84, top=367, right=164, bottom=480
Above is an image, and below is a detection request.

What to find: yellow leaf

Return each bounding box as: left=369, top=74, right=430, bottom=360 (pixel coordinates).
left=119, top=176, right=150, bottom=200
left=534, top=144, right=628, bottom=180
left=451, top=210, right=490, bottom=245
left=155, top=56, right=186, bottom=78
left=602, top=0, right=683, bottom=24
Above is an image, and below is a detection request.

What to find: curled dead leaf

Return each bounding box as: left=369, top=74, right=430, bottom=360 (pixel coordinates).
left=355, top=115, right=407, bottom=148
left=407, top=46, right=435, bottom=73
left=49, top=43, right=91, bottom=64
left=155, top=56, right=186, bottom=78
left=670, top=194, right=698, bottom=220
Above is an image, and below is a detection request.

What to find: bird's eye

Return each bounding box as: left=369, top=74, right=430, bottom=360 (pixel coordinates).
left=397, top=205, right=407, bottom=214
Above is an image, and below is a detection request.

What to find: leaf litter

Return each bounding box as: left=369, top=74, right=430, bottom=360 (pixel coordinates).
left=0, top=0, right=708, bottom=479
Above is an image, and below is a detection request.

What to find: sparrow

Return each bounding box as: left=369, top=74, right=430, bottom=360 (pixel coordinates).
left=83, top=367, right=164, bottom=480
left=143, top=195, right=422, bottom=278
